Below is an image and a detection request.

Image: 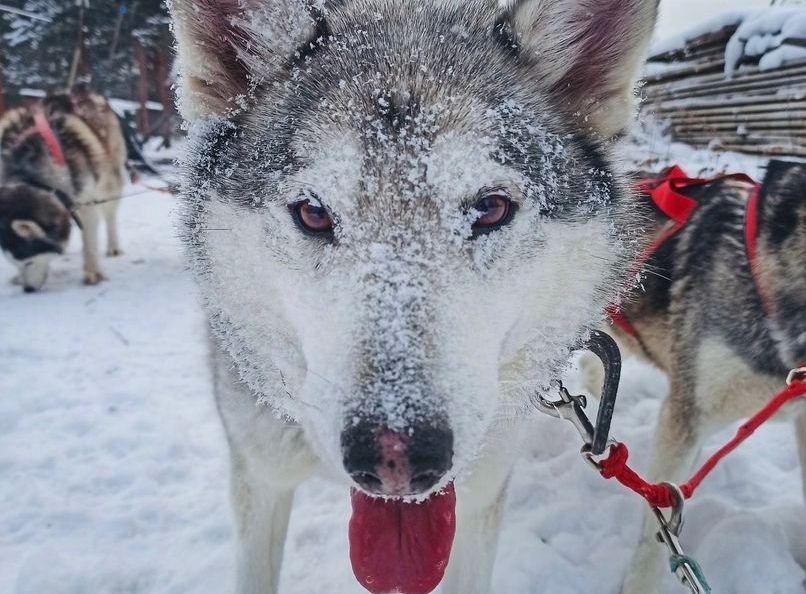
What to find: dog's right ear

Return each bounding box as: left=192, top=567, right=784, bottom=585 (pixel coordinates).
left=505, top=0, right=658, bottom=138
left=169, top=0, right=318, bottom=120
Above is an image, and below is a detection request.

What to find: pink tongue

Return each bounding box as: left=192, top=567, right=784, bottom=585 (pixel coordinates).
left=349, top=483, right=456, bottom=594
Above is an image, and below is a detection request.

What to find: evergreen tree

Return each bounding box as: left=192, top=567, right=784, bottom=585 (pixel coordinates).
left=1, top=0, right=170, bottom=102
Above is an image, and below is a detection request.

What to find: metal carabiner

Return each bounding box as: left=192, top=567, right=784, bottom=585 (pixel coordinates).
left=533, top=330, right=622, bottom=455
left=583, top=330, right=622, bottom=455
left=652, top=484, right=711, bottom=594
left=533, top=381, right=597, bottom=446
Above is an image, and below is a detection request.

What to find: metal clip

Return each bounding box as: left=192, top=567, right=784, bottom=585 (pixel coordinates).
left=652, top=483, right=711, bottom=594
left=533, top=330, right=622, bottom=455
left=787, top=366, right=806, bottom=386
left=533, top=382, right=596, bottom=447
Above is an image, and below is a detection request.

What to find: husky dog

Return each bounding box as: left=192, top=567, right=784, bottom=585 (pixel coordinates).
left=587, top=161, right=806, bottom=594
left=0, top=183, right=72, bottom=292
left=0, top=89, right=127, bottom=289
left=171, top=1, right=658, bottom=592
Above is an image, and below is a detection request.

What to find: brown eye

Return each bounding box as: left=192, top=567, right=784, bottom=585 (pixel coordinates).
left=292, top=199, right=333, bottom=234
left=472, top=193, right=514, bottom=233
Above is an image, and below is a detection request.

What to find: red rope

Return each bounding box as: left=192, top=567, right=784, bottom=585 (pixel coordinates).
left=599, top=375, right=806, bottom=508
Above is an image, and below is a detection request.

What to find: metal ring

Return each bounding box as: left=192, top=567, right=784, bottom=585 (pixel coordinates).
left=786, top=367, right=806, bottom=386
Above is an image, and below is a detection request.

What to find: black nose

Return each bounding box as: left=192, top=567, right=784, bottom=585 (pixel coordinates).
left=341, top=420, right=454, bottom=496
left=23, top=286, right=37, bottom=294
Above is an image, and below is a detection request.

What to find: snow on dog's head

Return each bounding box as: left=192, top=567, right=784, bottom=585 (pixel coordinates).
left=172, top=0, right=657, bottom=493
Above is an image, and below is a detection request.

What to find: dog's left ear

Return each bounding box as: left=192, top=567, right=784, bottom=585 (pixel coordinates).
left=507, top=0, right=658, bottom=138
left=169, top=0, right=319, bottom=120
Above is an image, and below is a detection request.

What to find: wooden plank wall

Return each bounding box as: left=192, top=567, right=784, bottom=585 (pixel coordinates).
left=641, top=25, right=806, bottom=157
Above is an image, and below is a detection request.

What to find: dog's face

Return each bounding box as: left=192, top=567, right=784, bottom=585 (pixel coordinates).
left=0, top=184, right=71, bottom=292
left=173, top=0, right=656, bottom=495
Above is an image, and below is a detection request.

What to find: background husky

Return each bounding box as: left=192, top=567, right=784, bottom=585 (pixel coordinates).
left=586, top=161, right=806, bottom=594
left=0, top=89, right=127, bottom=289
left=171, top=0, right=658, bottom=592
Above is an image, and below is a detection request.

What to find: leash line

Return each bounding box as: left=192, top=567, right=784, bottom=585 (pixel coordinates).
left=596, top=371, right=806, bottom=509
left=544, top=339, right=803, bottom=593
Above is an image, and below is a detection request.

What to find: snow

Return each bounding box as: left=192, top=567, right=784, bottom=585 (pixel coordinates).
left=650, top=11, right=750, bottom=57
left=2, top=141, right=805, bottom=594
left=650, top=8, right=806, bottom=76
left=726, top=9, right=806, bottom=76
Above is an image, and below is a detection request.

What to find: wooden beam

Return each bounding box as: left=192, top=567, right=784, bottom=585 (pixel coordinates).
left=647, top=26, right=737, bottom=63
left=644, top=70, right=806, bottom=102
left=648, top=95, right=806, bottom=113
left=660, top=111, right=806, bottom=125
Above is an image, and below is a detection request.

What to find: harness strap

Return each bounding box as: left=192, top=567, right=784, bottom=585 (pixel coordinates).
left=598, top=372, right=806, bottom=508
left=611, top=169, right=761, bottom=338
left=31, top=106, right=67, bottom=168
left=18, top=175, right=83, bottom=230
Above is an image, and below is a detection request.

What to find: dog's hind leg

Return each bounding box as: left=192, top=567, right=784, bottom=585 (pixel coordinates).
left=75, top=204, right=105, bottom=285
left=441, top=425, right=519, bottom=594
left=213, top=350, right=318, bottom=594
left=621, top=386, right=704, bottom=594
left=796, top=411, right=806, bottom=502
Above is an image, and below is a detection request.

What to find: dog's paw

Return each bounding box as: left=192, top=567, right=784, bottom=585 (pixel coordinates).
left=106, top=248, right=124, bottom=257
left=83, top=271, right=106, bottom=285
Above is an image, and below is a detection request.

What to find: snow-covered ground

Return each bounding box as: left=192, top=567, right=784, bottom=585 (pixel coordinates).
left=2, top=145, right=805, bottom=594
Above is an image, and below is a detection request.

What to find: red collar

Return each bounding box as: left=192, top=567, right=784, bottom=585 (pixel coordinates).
left=31, top=106, right=67, bottom=168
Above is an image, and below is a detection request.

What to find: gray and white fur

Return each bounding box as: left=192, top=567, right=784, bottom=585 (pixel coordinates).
left=170, top=1, right=658, bottom=592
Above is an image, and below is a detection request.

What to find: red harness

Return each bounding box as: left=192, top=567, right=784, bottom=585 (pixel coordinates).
left=15, top=105, right=68, bottom=168
left=609, top=167, right=762, bottom=338
left=32, top=107, right=67, bottom=168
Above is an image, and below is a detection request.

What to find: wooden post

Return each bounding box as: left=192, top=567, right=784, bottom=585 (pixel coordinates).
left=135, top=41, right=150, bottom=135
left=108, top=2, right=125, bottom=61
left=0, top=48, right=5, bottom=115
left=155, top=47, right=173, bottom=147
left=67, top=0, right=88, bottom=88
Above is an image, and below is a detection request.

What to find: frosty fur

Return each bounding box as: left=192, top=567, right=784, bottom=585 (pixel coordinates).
left=170, top=1, right=658, bottom=593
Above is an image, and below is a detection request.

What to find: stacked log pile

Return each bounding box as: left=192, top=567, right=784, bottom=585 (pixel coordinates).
left=641, top=25, right=806, bottom=157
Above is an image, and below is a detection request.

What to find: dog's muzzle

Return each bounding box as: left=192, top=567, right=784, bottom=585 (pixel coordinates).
left=341, top=420, right=454, bottom=496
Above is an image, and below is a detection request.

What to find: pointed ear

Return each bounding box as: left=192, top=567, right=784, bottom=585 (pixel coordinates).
left=11, top=219, right=46, bottom=240
left=508, top=0, right=658, bottom=138
left=169, top=0, right=318, bottom=120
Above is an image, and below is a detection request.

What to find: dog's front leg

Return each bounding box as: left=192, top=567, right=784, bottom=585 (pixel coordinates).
left=621, top=392, right=703, bottom=594
left=102, top=200, right=123, bottom=257
left=796, top=411, right=806, bottom=502
left=441, top=423, right=521, bottom=594
left=229, top=446, right=303, bottom=594
left=213, top=351, right=318, bottom=594
left=75, top=204, right=104, bottom=285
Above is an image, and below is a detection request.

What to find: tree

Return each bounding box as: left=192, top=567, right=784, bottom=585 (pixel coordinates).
left=1, top=0, right=171, bottom=102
